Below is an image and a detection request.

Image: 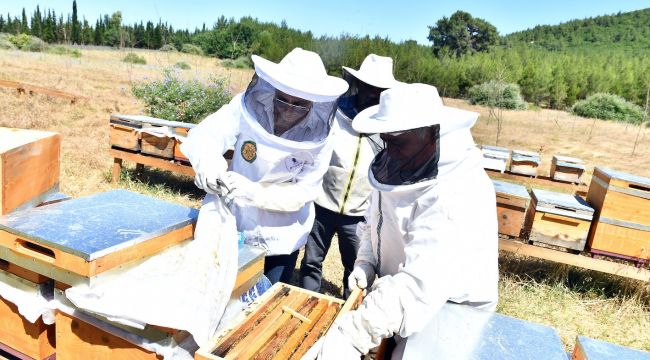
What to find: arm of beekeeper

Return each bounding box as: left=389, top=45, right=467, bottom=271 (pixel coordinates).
left=180, top=94, right=242, bottom=190
left=335, top=194, right=460, bottom=354
left=225, top=133, right=335, bottom=212
left=348, top=202, right=377, bottom=291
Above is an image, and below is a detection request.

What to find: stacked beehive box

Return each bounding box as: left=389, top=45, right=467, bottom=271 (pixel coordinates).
left=550, top=155, right=585, bottom=183
left=509, top=150, right=540, bottom=177
left=586, top=167, right=650, bottom=262
left=481, top=145, right=510, bottom=173
left=492, top=180, right=531, bottom=238
left=0, top=127, right=60, bottom=215
left=525, top=189, right=594, bottom=252
left=110, top=114, right=194, bottom=160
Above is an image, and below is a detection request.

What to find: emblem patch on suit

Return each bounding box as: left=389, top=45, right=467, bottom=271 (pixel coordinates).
left=241, top=141, right=257, bottom=163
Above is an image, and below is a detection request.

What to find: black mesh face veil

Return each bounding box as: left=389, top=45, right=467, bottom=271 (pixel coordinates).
left=371, top=124, right=441, bottom=186
left=337, top=69, right=387, bottom=120
left=243, top=74, right=338, bottom=142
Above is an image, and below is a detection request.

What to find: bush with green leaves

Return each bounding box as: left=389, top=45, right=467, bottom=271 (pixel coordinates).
left=174, top=61, right=191, bottom=70
left=181, top=43, right=204, bottom=56
left=47, top=45, right=82, bottom=58
left=571, top=93, right=645, bottom=123
left=4, top=33, right=48, bottom=52
left=132, top=68, right=231, bottom=124
left=0, top=38, right=16, bottom=50
left=123, top=52, right=147, bottom=65
left=468, top=81, right=527, bottom=110
left=159, top=44, right=177, bottom=52
left=221, top=56, right=253, bottom=69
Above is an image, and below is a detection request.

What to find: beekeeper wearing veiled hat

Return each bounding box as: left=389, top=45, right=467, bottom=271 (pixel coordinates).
left=181, top=48, right=348, bottom=284
left=318, top=84, right=499, bottom=359
left=300, top=54, right=401, bottom=299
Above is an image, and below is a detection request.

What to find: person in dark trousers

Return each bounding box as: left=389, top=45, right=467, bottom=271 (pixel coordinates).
left=300, top=54, right=401, bottom=298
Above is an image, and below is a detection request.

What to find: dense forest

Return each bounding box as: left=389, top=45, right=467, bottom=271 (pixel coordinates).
left=1, top=3, right=649, bottom=109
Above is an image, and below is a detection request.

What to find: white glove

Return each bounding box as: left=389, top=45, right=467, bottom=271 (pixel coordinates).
left=193, top=156, right=228, bottom=194
left=348, top=263, right=376, bottom=292
left=317, top=322, right=363, bottom=360
left=222, top=171, right=259, bottom=203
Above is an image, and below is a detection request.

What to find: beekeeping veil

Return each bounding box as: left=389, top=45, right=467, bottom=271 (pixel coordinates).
left=352, top=83, right=480, bottom=185
left=245, top=48, right=349, bottom=141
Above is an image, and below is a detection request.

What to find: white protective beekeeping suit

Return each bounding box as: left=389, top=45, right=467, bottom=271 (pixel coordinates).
left=318, top=84, right=499, bottom=359
left=181, top=48, right=348, bottom=256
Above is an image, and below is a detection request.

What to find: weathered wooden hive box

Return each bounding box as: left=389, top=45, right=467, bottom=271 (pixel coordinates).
left=110, top=114, right=194, bottom=160
left=525, top=188, right=594, bottom=252
left=0, top=127, right=60, bottom=215
left=492, top=180, right=531, bottom=238
left=195, top=283, right=363, bottom=360
left=0, top=261, right=55, bottom=360
left=509, top=150, right=540, bottom=177
left=481, top=145, right=510, bottom=173
left=572, top=335, right=650, bottom=360
left=586, top=167, right=650, bottom=262
left=550, top=155, right=585, bottom=183
left=0, top=190, right=198, bottom=287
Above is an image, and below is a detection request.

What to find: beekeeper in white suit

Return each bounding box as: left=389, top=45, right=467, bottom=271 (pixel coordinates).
left=318, top=83, right=499, bottom=359
left=181, top=48, right=348, bottom=284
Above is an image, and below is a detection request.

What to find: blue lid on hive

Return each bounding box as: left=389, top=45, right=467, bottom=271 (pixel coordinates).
left=532, top=188, right=594, bottom=218
left=597, top=167, right=650, bottom=188
left=577, top=335, right=650, bottom=360
left=511, top=149, right=541, bottom=164
left=0, top=190, right=198, bottom=261
left=492, top=180, right=530, bottom=200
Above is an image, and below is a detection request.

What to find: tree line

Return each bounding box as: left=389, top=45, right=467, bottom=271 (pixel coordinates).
left=1, top=2, right=649, bottom=109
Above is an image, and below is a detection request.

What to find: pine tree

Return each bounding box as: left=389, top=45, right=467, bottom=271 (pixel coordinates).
left=31, top=6, right=42, bottom=38
left=71, top=0, right=80, bottom=44
left=0, top=15, right=4, bottom=32
left=21, top=8, right=29, bottom=34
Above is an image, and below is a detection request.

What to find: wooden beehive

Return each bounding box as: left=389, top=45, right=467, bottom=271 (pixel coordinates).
left=0, top=127, right=60, bottom=215
left=525, top=189, right=594, bottom=252
left=509, top=150, right=540, bottom=177
left=0, top=262, right=55, bottom=360
left=550, top=155, right=585, bottom=184
left=109, top=115, right=141, bottom=151
left=572, top=335, right=650, bottom=360
left=141, top=131, right=175, bottom=159
left=174, top=127, right=190, bottom=163
left=492, top=180, right=531, bottom=238
left=0, top=190, right=198, bottom=287
left=195, top=283, right=363, bottom=360
left=481, top=145, right=510, bottom=173
left=586, top=167, right=650, bottom=261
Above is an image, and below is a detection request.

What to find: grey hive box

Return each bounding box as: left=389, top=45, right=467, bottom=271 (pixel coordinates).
left=551, top=155, right=585, bottom=183
left=510, top=149, right=541, bottom=177
left=0, top=190, right=198, bottom=286
left=481, top=145, right=510, bottom=173
left=525, top=188, right=594, bottom=251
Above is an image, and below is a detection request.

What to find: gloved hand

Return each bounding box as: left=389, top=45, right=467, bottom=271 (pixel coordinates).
left=193, top=156, right=228, bottom=194
left=222, top=171, right=259, bottom=203
left=317, top=323, right=362, bottom=360
left=348, top=263, right=376, bottom=292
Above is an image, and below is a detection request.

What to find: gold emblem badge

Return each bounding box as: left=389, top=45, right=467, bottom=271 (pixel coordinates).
left=241, top=141, right=257, bottom=163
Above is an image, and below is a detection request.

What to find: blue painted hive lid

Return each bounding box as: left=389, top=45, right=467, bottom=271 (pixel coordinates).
left=492, top=180, right=530, bottom=200
left=577, top=335, right=650, bottom=359
left=532, top=188, right=594, bottom=217
left=0, top=190, right=199, bottom=261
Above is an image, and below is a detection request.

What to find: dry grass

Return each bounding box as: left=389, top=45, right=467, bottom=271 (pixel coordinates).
left=1, top=46, right=649, bottom=353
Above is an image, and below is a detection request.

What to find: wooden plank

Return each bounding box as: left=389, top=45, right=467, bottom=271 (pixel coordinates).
left=109, top=148, right=195, bottom=179
left=288, top=303, right=340, bottom=360
left=0, top=224, right=194, bottom=282
left=1, top=129, right=60, bottom=215
left=55, top=311, right=162, bottom=360
left=0, top=79, right=87, bottom=104
left=499, top=239, right=650, bottom=282
left=0, top=259, right=48, bottom=284
left=0, top=293, right=55, bottom=360
left=231, top=255, right=264, bottom=300
left=270, top=299, right=330, bottom=360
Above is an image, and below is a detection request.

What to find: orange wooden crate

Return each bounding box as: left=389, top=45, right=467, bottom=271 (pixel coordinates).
left=195, top=283, right=363, bottom=360
left=0, top=261, right=55, bottom=360
left=109, top=123, right=140, bottom=151
left=0, top=127, right=60, bottom=215
left=586, top=167, right=650, bottom=261
left=141, top=132, right=175, bottom=159
left=493, top=180, right=531, bottom=238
